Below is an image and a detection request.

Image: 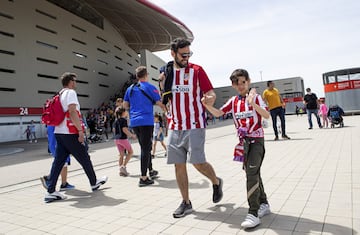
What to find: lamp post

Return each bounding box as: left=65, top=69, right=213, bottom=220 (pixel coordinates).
left=260, top=71, right=263, bottom=81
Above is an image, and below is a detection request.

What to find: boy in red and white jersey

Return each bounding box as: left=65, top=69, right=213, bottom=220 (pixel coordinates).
left=202, top=69, right=271, bottom=229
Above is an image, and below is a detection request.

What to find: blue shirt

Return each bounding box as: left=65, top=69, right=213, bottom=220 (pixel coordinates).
left=124, top=81, right=161, bottom=127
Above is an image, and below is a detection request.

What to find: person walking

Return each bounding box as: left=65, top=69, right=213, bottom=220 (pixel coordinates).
left=98, top=110, right=108, bottom=141
left=42, top=72, right=108, bottom=203
left=113, top=107, right=136, bottom=176
left=262, top=81, right=290, bottom=140
left=151, top=113, right=167, bottom=158
left=40, top=125, right=75, bottom=190
left=319, top=99, right=329, bottom=128
left=303, top=88, right=322, bottom=129
left=24, top=125, right=31, bottom=142
left=29, top=120, right=37, bottom=143
left=202, top=69, right=271, bottom=229
left=159, top=38, right=223, bottom=218
left=123, top=66, right=165, bottom=187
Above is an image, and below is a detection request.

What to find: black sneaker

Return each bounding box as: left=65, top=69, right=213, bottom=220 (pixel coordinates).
left=149, top=170, right=159, bottom=178
left=40, top=175, right=49, bottom=190
left=282, top=135, right=290, bottom=140
left=139, top=177, right=154, bottom=187
left=213, top=177, right=223, bottom=203
left=274, top=136, right=279, bottom=141
left=173, top=200, right=193, bottom=218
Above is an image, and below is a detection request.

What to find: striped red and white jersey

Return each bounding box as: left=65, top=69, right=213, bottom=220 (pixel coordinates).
left=168, top=63, right=213, bottom=130
left=220, top=95, right=268, bottom=138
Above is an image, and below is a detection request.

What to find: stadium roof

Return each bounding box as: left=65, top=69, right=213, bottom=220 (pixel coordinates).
left=84, top=0, right=194, bottom=53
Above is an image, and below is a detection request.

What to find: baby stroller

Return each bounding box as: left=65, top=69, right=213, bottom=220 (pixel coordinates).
left=88, top=127, right=103, bottom=143
left=328, top=105, right=344, bottom=128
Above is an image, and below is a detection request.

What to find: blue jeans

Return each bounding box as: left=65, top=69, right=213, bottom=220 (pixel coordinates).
left=47, top=134, right=96, bottom=193
left=306, top=109, right=322, bottom=128
left=270, top=106, right=286, bottom=137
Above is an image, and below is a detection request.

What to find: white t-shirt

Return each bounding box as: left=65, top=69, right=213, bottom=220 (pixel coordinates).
left=54, top=88, right=80, bottom=134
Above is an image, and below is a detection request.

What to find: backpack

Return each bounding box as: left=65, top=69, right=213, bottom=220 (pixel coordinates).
left=159, top=61, right=174, bottom=105
left=41, top=91, right=65, bottom=126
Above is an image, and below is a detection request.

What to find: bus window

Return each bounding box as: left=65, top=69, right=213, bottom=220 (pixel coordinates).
left=328, top=75, right=336, bottom=83
left=337, top=74, right=349, bottom=82
left=349, top=73, right=360, bottom=80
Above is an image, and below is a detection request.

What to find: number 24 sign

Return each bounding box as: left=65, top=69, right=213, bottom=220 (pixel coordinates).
left=19, top=107, right=28, bottom=116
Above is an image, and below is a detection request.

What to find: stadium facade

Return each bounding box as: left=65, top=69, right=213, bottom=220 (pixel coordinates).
left=0, top=0, right=193, bottom=142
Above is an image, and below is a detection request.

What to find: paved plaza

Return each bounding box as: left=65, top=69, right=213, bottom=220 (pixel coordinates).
left=0, top=115, right=359, bottom=234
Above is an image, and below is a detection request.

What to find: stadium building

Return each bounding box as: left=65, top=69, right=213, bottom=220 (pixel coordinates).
left=0, top=0, right=193, bottom=142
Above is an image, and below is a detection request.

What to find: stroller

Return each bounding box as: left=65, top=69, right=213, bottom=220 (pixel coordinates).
left=328, top=105, right=344, bottom=128
left=88, top=127, right=103, bottom=143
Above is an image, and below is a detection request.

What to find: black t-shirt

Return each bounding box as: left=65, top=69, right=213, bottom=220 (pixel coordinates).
left=113, top=117, right=128, bottom=139
left=304, top=93, right=318, bottom=109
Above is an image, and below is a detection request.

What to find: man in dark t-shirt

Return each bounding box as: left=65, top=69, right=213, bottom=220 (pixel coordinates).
left=303, top=88, right=322, bottom=129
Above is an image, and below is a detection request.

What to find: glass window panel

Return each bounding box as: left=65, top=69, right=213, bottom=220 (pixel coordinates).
left=328, top=75, right=336, bottom=83
left=337, top=74, right=349, bottom=82
left=349, top=73, right=360, bottom=80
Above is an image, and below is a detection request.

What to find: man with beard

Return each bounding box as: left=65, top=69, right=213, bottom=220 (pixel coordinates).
left=159, top=38, right=223, bottom=218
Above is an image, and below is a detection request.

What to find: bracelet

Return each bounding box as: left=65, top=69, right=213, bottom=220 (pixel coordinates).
left=78, top=129, right=83, bottom=132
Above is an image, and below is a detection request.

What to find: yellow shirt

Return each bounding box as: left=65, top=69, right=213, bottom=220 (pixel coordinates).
left=262, top=88, right=282, bottom=110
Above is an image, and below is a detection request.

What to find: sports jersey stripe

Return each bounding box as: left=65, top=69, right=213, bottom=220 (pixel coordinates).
left=192, top=69, right=201, bottom=129
left=184, top=67, right=191, bottom=129
left=173, top=69, right=181, bottom=130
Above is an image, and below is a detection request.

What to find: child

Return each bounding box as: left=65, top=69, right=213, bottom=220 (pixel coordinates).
left=24, top=125, right=31, bottom=141
left=152, top=113, right=167, bottom=158
left=319, top=100, right=329, bottom=128
left=202, top=69, right=271, bottom=229
left=113, top=108, right=136, bottom=176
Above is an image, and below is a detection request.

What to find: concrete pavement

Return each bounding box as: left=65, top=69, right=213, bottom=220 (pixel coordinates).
left=0, top=115, right=359, bottom=234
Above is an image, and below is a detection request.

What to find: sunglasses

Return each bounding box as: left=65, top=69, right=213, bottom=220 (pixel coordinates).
left=179, top=51, right=193, bottom=59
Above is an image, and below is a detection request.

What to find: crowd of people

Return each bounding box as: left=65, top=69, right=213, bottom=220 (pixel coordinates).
left=38, top=37, right=346, bottom=230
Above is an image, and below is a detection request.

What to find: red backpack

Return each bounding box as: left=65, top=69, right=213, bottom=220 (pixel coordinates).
left=41, top=91, right=66, bottom=126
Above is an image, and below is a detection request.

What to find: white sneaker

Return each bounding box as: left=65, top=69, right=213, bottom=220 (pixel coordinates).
left=44, top=191, right=67, bottom=203
left=241, top=214, right=260, bottom=228
left=258, top=203, right=271, bottom=218
left=119, top=166, right=128, bottom=176
left=91, top=176, right=108, bottom=191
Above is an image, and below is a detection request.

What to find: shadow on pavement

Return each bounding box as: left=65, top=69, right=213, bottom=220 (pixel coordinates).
left=59, top=188, right=126, bottom=208
left=152, top=178, right=210, bottom=189
left=192, top=203, right=357, bottom=234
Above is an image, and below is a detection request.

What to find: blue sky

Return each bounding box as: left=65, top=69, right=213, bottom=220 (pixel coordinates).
left=152, top=0, right=360, bottom=97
